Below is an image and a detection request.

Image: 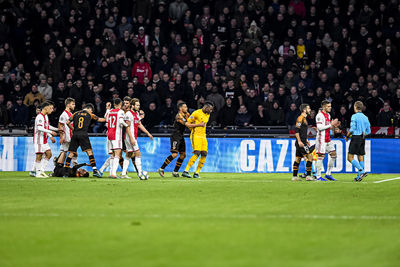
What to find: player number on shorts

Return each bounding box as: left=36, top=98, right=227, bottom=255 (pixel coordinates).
left=78, top=117, right=84, bottom=128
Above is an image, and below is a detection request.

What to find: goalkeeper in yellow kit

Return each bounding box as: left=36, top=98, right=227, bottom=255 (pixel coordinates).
left=182, top=101, right=214, bottom=178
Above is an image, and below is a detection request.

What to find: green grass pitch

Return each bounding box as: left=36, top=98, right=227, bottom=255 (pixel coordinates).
left=1, top=172, right=400, bottom=267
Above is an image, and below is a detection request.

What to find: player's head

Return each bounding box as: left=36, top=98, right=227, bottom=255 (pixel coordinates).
left=123, top=96, right=131, bottom=110
left=299, top=103, right=310, bottom=115
left=113, top=98, right=123, bottom=109
left=321, top=100, right=331, bottom=113
left=130, top=98, right=140, bottom=111
left=354, top=101, right=364, bottom=113
left=202, top=101, right=214, bottom=114
left=77, top=169, right=89, bottom=177
left=65, top=97, right=75, bottom=111
left=41, top=101, right=54, bottom=114
left=83, top=103, right=94, bottom=113
left=177, top=102, right=188, bottom=113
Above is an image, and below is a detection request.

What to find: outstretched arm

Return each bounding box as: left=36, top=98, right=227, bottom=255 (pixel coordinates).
left=138, top=122, right=153, bottom=140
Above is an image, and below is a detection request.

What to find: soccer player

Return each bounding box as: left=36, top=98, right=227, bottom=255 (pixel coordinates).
left=121, top=98, right=153, bottom=179
left=182, top=101, right=214, bottom=178
left=107, top=98, right=129, bottom=178
left=315, top=100, right=341, bottom=181
left=32, top=101, right=58, bottom=178
left=52, top=162, right=89, bottom=177
left=99, top=101, right=113, bottom=174
left=158, top=102, right=205, bottom=177
left=66, top=103, right=106, bottom=177
left=346, top=101, right=371, bottom=182
left=292, top=104, right=314, bottom=181
left=57, top=97, right=76, bottom=165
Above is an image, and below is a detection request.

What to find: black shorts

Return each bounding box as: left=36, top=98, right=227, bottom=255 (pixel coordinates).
left=295, top=142, right=312, bottom=158
left=170, top=134, right=186, bottom=153
left=69, top=134, right=92, bottom=152
left=349, top=135, right=365, bottom=155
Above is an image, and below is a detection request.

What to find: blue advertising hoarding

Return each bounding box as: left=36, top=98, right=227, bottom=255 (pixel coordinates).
left=0, top=137, right=399, bottom=173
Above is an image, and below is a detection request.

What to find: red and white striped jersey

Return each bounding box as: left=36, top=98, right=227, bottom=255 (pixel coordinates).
left=34, top=113, right=49, bottom=144
left=124, top=110, right=141, bottom=140
left=59, top=110, right=73, bottom=142
left=107, top=108, right=125, bottom=141
left=316, top=111, right=331, bottom=143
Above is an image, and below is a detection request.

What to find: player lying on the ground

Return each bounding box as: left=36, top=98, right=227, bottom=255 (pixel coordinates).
left=65, top=103, right=106, bottom=177
left=346, top=101, right=371, bottom=182
left=121, top=98, right=153, bottom=179
left=182, top=101, right=214, bottom=178
left=31, top=101, right=58, bottom=178
left=292, top=104, right=315, bottom=181
left=315, top=101, right=341, bottom=181
left=52, top=162, right=89, bottom=177
left=56, top=97, right=76, bottom=165
left=158, top=102, right=205, bottom=177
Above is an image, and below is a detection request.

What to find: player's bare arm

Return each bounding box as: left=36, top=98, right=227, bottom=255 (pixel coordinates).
left=138, top=122, right=153, bottom=140
left=58, top=122, right=64, bottom=144
left=126, top=120, right=136, bottom=145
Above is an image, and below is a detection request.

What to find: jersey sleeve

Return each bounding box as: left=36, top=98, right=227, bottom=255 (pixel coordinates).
left=316, top=113, right=330, bottom=131
left=294, top=116, right=302, bottom=133
left=91, top=113, right=99, bottom=121
left=59, top=114, right=66, bottom=124
left=187, top=111, right=198, bottom=124
left=36, top=116, right=44, bottom=126
left=176, top=113, right=185, bottom=125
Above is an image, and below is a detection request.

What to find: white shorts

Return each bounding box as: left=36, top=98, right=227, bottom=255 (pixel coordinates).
left=107, top=139, right=123, bottom=151
left=34, top=143, right=51, bottom=154
left=60, top=142, right=70, bottom=152
left=107, top=140, right=112, bottom=155
left=125, top=138, right=139, bottom=153
left=316, top=141, right=335, bottom=155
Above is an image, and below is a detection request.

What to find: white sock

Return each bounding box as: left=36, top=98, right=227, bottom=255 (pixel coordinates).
left=34, top=161, right=41, bottom=173
left=100, top=157, right=111, bottom=173
left=109, top=156, right=115, bottom=175
left=112, top=157, right=119, bottom=176
left=122, top=157, right=130, bottom=175
left=32, top=161, right=37, bottom=172
left=135, top=157, right=142, bottom=173
left=316, top=158, right=323, bottom=178
left=40, top=158, right=50, bottom=172
left=72, top=156, right=78, bottom=166
left=326, top=157, right=335, bottom=175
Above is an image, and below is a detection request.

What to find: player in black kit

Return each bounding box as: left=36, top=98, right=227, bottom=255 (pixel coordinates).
left=292, top=104, right=315, bottom=181
left=65, top=103, right=106, bottom=177
left=52, top=162, right=90, bottom=177
left=157, top=102, right=205, bottom=177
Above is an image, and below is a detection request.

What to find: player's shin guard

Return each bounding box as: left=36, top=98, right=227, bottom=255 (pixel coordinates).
left=174, top=157, right=184, bottom=172
left=100, top=157, right=111, bottom=173
left=65, top=156, right=72, bottom=168
left=196, top=156, right=207, bottom=173
left=185, top=154, right=199, bottom=172
left=316, top=158, right=323, bottom=178
left=326, top=157, right=335, bottom=175
left=161, top=155, right=174, bottom=169
left=292, top=161, right=300, bottom=177
left=306, top=161, right=312, bottom=176
left=89, top=155, right=97, bottom=170
left=122, top=157, right=130, bottom=175
left=135, top=157, right=142, bottom=173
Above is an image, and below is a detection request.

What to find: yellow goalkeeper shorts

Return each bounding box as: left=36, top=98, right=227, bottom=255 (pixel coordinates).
left=190, top=135, right=208, bottom=152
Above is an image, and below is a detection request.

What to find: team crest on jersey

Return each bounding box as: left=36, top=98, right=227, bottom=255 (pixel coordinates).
left=296, top=122, right=301, bottom=127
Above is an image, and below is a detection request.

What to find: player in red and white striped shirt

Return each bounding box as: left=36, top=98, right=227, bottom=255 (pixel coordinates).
left=106, top=98, right=128, bottom=178
left=56, top=98, right=76, bottom=165
left=121, top=98, right=153, bottom=179
left=32, top=101, right=58, bottom=178
left=315, top=100, right=340, bottom=181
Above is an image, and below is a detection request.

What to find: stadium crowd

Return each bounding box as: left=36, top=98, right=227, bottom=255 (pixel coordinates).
left=0, top=0, right=399, bottom=132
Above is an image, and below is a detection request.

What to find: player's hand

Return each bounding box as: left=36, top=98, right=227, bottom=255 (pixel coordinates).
left=149, top=134, right=153, bottom=141
left=50, top=137, right=56, bottom=143
left=130, top=137, right=136, bottom=146
left=298, top=141, right=304, bottom=148
left=106, top=102, right=112, bottom=110
left=51, top=131, right=57, bottom=136
left=331, top=119, right=339, bottom=127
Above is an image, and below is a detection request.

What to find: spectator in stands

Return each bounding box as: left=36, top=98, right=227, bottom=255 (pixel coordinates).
left=24, top=85, right=45, bottom=107
left=206, top=86, right=224, bottom=113
left=159, top=97, right=176, bottom=126
left=10, top=97, right=29, bottom=126
left=269, top=101, right=285, bottom=126
left=377, top=102, right=395, bottom=127
left=218, top=98, right=236, bottom=128
left=252, top=105, right=268, bottom=126
left=235, top=105, right=252, bottom=127
left=286, top=103, right=300, bottom=129
left=131, top=55, right=152, bottom=85
left=337, top=106, right=350, bottom=129
left=0, top=94, right=8, bottom=127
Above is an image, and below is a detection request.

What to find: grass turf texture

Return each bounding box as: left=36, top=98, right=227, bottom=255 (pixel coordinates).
left=0, top=172, right=400, bottom=267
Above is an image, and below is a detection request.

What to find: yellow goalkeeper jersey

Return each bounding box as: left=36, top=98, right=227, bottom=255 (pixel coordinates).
left=188, top=109, right=209, bottom=137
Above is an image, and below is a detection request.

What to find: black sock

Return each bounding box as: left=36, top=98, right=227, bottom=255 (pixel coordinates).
left=89, top=155, right=97, bottom=170
left=306, top=161, right=312, bottom=176
left=161, top=155, right=174, bottom=169
left=119, top=157, right=124, bottom=168
left=174, top=157, right=184, bottom=172
left=293, top=161, right=300, bottom=177
left=65, top=157, right=72, bottom=168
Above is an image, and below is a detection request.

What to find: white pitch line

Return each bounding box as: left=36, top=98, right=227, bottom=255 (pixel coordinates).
left=373, top=177, right=400, bottom=184
left=0, top=212, right=398, bottom=221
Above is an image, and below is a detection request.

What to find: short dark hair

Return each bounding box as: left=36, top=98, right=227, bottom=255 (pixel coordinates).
left=204, top=101, right=214, bottom=107
left=83, top=103, right=94, bottom=110
left=41, top=101, right=54, bottom=109
left=123, top=96, right=131, bottom=102
left=113, top=98, right=122, bottom=106
left=177, top=102, right=187, bottom=109
left=321, top=100, right=331, bottom=107
left=65, top=97, right=75, bottom=106
left=299, top=103, right=309, bottom=112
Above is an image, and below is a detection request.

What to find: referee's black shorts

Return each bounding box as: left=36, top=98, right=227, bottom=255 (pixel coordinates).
left=69, top=134, right=92, bottom=152
left=349, top=135, right=365, bottom=155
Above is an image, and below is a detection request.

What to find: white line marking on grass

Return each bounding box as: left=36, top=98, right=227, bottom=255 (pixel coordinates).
left=0, top=212, right=398, bottom=221
left=373, top=177, right=400, bottom=183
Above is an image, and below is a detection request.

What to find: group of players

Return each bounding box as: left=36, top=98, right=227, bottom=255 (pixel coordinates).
left=292, top=100, right=371, bottom=182
left=30, top=94, right=369, bottom=181
left=30, top=95, right=214, bottom=179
